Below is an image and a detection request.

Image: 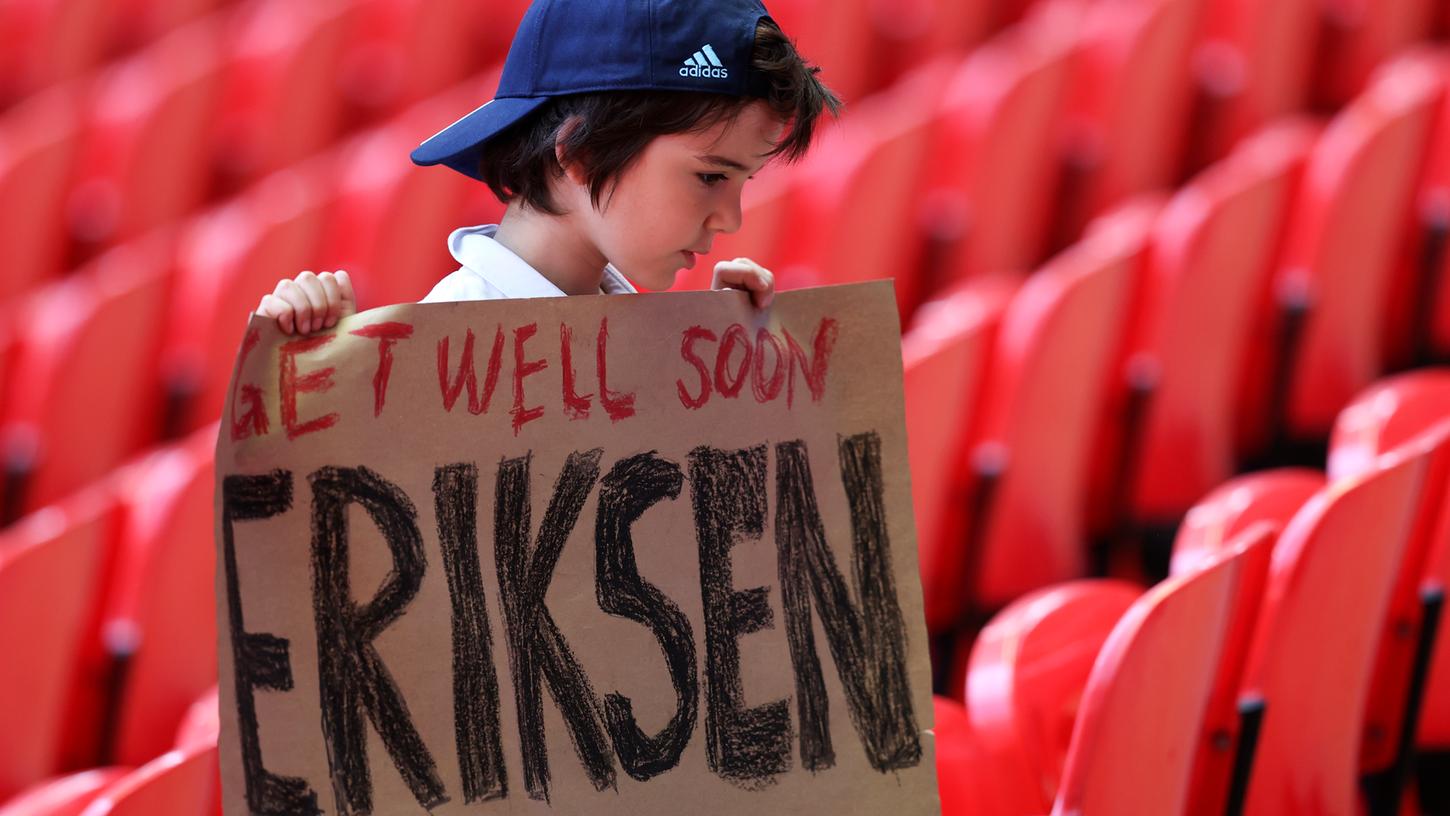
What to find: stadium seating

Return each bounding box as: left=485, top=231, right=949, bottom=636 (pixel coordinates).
left=931, top=696, right=1014, bottom=815
left=1315, top=0, right=1437, bottom=109
left=0, top=769, right=126, bottom=816
left=0, top=493, right=114, bottom=800
left=74, top=744, right=217, bottom=816
left=0, top=239, right=170, bottom=523
left=0, top=0, right=116, bottom=107
left=1238, top=451, right=1426, bottom=815
left=0, top=85, right=84, bottom=303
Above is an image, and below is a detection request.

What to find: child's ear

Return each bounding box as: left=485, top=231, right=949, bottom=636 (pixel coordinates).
left=554, top=116, right=589, bottom=186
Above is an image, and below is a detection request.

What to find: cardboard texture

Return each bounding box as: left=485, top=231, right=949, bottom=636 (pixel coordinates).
left=214, top=281, right=940, bottom=815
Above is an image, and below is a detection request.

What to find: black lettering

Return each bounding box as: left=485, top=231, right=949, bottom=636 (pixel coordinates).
left=495, top=450, right=616, bottom=801
left=688, top=445, right=792, bottom=788
left=595, top=453, right=698, bottom=781
left=309, top=467, right=446, bottom=815
left=434, top=464, right=508, bottom=803
left=775, top=434, right=921, bottom=773
left=221, top=471, right=322, bottom=816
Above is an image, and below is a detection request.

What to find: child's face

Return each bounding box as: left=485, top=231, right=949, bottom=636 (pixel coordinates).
left=577, top=101, right=785, bottom=291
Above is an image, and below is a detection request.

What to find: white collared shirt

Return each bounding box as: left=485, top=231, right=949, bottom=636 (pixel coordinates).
left=420, top=224, right=638, bottom=303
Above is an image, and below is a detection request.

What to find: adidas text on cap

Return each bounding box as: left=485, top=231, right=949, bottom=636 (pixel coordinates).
left=410, top=0, right=774, bottom=181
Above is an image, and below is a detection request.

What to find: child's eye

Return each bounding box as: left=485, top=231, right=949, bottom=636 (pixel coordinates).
left=697, top=173, right=728, bottom=187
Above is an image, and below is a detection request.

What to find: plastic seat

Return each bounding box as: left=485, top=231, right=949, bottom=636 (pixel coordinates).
left=1170, top=468, right=1324, bottom=587
left=903, top=275, right=1017, bottom=633
left=1047, top=0, right=1205, bottom=244
left=107, top=0, right=224, bottom=54
left=1052, top=537, right=1250, bottom=816
left=0, top=0, right=116, bottom=105
left=765, top=0, right=882, bottom=102
left=932, top=696, right=1017, bottom=815
left=921, top=16, right=1075, bottom=287
left=77, top=744, right=218, bottom=816
left=961, top=215, right=1134, bottom=612
left=98, top=427, right=219, bottom=767
left=1239, top=450, right=1429, bottom=815
left=0, top=239, right=171, bottom=523
left=772, top=57, right=955, bottom=319
left=965, top=579, right=1143, bottom=813
left=1248, top=59, right=1443, bottom=447
left=162, top=163, right=331, bottom=434
left=1112, top=122, right=1316, bottom=526
left=211, top=0, right=363, bottom=195
left=870, top=0, right=994, bottom=88
left=0, top=493, right=114, bottom=800
left=0, top=769, right=127, bottom=816
left=173, top=687, right=220, bottom=816
left=1396, top=50, right=1450, bottom=364
left=1315, top=0, right=1436, bottom=110
left=1328, top=371, right=1450, bottom=763
left=0, top=85, right=84, bottom=303
left=66, top=17, right=226, bottom=261
left=1185, top=0, right=1321, bottom=172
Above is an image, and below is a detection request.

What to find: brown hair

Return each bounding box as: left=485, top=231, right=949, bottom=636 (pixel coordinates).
left=477, top=17, right=842, bottom=215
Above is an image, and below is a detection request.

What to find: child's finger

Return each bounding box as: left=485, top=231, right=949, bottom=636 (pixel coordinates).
left=259, top=293, right=296, bottom=334
left=334, top=269, right=358, bottom=316
left=294, top=271, right=330, bottom=333
left=317, top=272, right=345, bottom=328
left=275, top=279, right=314, bottom=334
left=713, top=261, right=775, bottom=308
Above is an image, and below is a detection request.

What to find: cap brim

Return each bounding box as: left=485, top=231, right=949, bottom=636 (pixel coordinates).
left=409, top=96, right=551, bottom=180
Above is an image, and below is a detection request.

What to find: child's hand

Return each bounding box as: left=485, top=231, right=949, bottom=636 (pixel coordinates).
left=712, top=257, right=775, bottom=309
left=256, top=270, right=357, bottom=335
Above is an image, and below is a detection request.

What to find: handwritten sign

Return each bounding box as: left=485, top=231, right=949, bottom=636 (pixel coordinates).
left=214, top=282, right=940, bottom=815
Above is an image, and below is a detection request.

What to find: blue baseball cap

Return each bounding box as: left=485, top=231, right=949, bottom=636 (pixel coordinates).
left=410, top=0, right=775, bottom=181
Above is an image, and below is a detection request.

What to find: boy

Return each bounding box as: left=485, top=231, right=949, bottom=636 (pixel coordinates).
left=256, top=0, right=840, bottom=333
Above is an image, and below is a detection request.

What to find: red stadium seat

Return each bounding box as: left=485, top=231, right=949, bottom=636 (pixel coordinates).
left=1047, top=0, right=1205, bottom=245
left=211, top=0, right=363, bottom=195
left=965, top=579, right=1142, bottom=813
left=0, top=493, right=114, bottom=800
left=1187, top=0, right=1321, bottom=171
left=0, top=769, right=127, bottom=816
left=162, top=163, right=331, bottom=434
left=904, top=275, right=1017, bottom=633
left=765, top=0, right=881, bottom=102
left=1107, top=122, right=1315, bottom=527
left=76, top=745, right=217, bottom=816
left=1315, top=0, right=1437, bottom=110
left=1239, top=450, right=1428, bottom=816
left=0, top=85, right=84, bottom=303
left=0, top=0, right=116, bottom=106
left=66, top=17, right=225, bottom=262
left=932, top=696, right=1017, bottom=815
left=1247, top=59, right=1443, bottom=450
left=1329, top=371, right=1450, bottom=772
left=963, top=216, right=1135, bottom=611
left=921, top=15, right=1075, bottom=287
left=1169, top=469, right=1324, bottom=583
left=0, top=239, right=171, bottom=523
left=771, top=57, right=956, bottom=318
left=1053, top=538, right=1250, bottom=816
left=1398, top=50, right=1450, bottom=364
left=95, top=428, right=219, bottom=767
left=173, top=687, right=219, bottom=751
left=871, top=0, right=994, bottom=88
left=108, top=0, right=224, bottom=54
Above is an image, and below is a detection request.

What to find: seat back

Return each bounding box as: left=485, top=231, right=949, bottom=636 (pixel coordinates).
left=966, top=579, right=1142, bottom=812
left=1240, top=451, right=1427, bottom=815
left=1053, top=536, right=1248, bottom=816
left=971, top=225, right=1133, bottom=607
left=1170, top=469, right=1324, bottom=576
left=77, top=745, right=217, bottom=816
left=0, top=769, right=127, bottom=816
left=1128, top=122, right=1313, bottom=521
left=0, top=85, right=83, bottom=302
left=0, top=495, right=113, bottom=799
left=1315, top=0, right=1436, bottom=109
left=904, top=275, right=1016, bottom=631
left=1276, top=60, right=1443, bottom=438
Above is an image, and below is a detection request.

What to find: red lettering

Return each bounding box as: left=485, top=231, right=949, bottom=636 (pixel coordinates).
left=511, top=323, right=546, bottom=434
left=784, top=317, right=839, bottom=407
left=560, top=322, right=593, bottom=420
left=714, top=324, right=752, bottom=399
left=279, top=335, right=339, bottom=440
left=350, top=322, right=413, bottom=417
left=229, top=328, right=270, bottom=441
left=677, top=326, right=717, bottom=410
left=438, top=327, right=504, bottom=414
left=752, top=328, right=786, bottom=403
left=597, top=318, right=635, bottom=421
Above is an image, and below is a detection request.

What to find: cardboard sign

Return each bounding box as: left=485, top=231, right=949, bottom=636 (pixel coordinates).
left=214, top=281, right=940, bottom=815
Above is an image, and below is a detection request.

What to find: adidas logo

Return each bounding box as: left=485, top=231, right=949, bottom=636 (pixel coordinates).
left=680, top=43, right=730, bottom=79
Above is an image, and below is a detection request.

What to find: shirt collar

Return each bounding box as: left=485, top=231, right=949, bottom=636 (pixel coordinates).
left=448, top=224, right=639, bottom=298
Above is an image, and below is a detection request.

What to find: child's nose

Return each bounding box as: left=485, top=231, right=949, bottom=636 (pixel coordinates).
left=706, top=192, right=744, bottom=234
